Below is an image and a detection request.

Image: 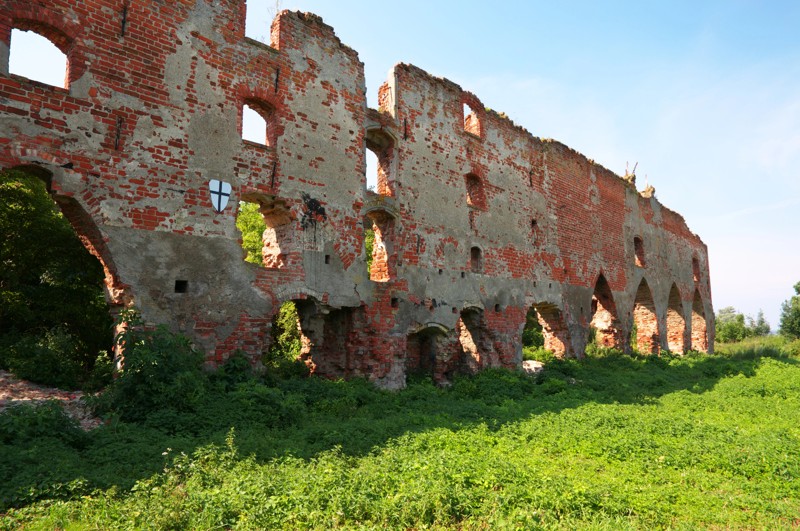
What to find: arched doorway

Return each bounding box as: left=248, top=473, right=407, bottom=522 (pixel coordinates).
left=632, top=278, right=660, bottom=354
left=590, top=274, right=623, bottom=348
left=666, top=284, right=686, bottom=353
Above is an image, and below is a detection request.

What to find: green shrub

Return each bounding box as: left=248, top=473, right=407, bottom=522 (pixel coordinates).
left=91, top=311, right=208, bottom=422
left=3, top=328, right=85, bottom=390
left=522, top=345, right=556, bottom=363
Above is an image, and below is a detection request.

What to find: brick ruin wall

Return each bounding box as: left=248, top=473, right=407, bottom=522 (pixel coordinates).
left=0, top=1, right=714, bottom=388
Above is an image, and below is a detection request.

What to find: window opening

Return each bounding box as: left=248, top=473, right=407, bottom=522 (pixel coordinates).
left=364, top=211, right=394, bottom=282
left=463, top=102, right=480, bottom=136
left=691, top=290, right=708, bottom=352
left=465, top=173, right=487, bottom=210
left=9, top=29, right=68, bottom=88
left=366, top=149, right=379, bottom=192
left=692, top=257, right=700, bottom=282
left=470, top=246, right=482, bottom=273
left=242, top=104, right=272, bottom=146
left=634, top=237, right=645, bottom=267
left=174, top=280, right=188, bottom=293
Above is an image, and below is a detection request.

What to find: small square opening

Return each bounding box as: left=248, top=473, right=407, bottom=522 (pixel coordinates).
left=461, top=271, right=466, bottom=278
left=174, top=280, right=188, bottom=293
left=391, top=297, right=399, bottom=308
left=494, top=304, right=501, bottom=312
left=324, top=254, right=331, bottom=264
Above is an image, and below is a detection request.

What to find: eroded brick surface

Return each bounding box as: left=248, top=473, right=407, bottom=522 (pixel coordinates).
left=0, top=2, right=714, bottom=388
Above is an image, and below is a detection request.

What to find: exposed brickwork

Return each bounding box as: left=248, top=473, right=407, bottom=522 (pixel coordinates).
left=0, top=2, right=714, bottom=389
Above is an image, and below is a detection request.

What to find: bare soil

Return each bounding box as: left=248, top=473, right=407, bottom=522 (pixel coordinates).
left=0, top=370, right=102, bottom=430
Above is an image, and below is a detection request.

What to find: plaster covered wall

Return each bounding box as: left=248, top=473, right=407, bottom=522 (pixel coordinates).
left=0, top=1, right=714, bottom=388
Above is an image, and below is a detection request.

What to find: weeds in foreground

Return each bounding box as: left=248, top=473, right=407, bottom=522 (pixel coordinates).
left=2, top=335, right=800, bottom=529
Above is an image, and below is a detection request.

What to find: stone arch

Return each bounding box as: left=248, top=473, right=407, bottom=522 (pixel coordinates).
left=0, top=5, right=87, bottom=84
left=632, top=277, right=660, bottom=354
left=365, top=127, right=396, bottom=196
left=590, top=273, right=623, bottom=348
left=691, top=289, right=708, bottom=352
left=666, top=283, right=686, bottom=353
left=529, top=302, right=572, bottom=358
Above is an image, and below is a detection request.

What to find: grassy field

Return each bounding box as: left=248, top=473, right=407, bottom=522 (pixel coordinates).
left=2, top=336, right=800, bottom=529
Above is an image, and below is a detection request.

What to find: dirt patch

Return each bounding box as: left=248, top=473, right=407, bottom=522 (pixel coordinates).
left=0, top=370, right=102, bottom=430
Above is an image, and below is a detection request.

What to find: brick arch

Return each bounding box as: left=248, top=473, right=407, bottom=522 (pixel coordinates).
left=6, top=163, right=130, bottom=307
left=528, top=302, right=573, bottom=358
left=236, top=83, right=285, bottom=146
left=590, top=272, right=623, bottom=348
left=1, top=2, right=87, bottom=83
left=666, top=283, right=686, bottom=353
left=691, top=289, right=709, bottom=352
left=632, top=277, right=660, bottom=354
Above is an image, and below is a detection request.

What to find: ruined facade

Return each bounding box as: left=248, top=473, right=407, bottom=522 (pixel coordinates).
left=0, top=1, right=713, bottom=388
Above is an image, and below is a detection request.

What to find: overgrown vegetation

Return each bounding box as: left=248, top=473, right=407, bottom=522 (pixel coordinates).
left=0, top=169, right=113, bottom=390
left=3, top=332, right=800, bottom=528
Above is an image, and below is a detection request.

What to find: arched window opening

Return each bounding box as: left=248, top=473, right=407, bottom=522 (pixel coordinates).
left=236, top=201, right=266, bottom=265
left=0, top=168, right=114, bottom=389
left=634, top=236, right=645, bottom=267
left=465, top=173, right=487, bottom=210
left=692, top=256, right=701, bottom=283
left=237, top=195, right=292, bottom=268
left=9, top=29, right=68, bottom=88
left=632, top=278, right=660, bottom=354
left=524, top=304, right=572, bottom=358
left=364, top=210, right=395, bottom=282
left=366, top=128, right=395, bottom=196
left=590, top=274, right=623, bottom=349
left=691, top=290, right=708, bottom=352
left=666, top=284, right=686, bottom=353
left=463, top=102, right=481, bottom=137
left=470, top=246, right=482, bottom=273
left=366, top=149, right=379, bottom=192
left=265, top=300, right=303, bottom=370
left=241, top=102, right=274, bottom=146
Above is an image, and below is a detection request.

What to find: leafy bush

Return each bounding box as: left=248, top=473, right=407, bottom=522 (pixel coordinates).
left=91, top=311, right=208, bottom=422
left=522, top=345, right=556, bottom=363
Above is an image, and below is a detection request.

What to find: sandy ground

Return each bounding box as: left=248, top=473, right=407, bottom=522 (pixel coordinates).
left=0, top=370, right=103, bottom=430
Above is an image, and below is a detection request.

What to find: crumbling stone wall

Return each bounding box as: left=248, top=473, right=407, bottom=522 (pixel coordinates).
left=0, top=1, right=714, bottom=389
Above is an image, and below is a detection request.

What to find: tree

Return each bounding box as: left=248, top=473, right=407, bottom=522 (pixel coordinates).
left=779, top=282, right=800, bottom=339
left=715, top=306, right=749, bottom=343
left=236, top=202, right=266, bottom=265
left=746, top=309, right=770, bottom=337
left=0, top=169, right=112, bottom=387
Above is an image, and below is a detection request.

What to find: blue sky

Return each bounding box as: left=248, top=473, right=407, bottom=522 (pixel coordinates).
left=11, top=1, right=800, bottom=329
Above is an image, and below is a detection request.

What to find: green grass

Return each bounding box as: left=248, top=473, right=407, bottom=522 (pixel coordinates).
left=3, top=338, right=800, bottom=529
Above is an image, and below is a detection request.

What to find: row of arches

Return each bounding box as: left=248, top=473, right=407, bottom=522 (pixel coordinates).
left=581, top=274, right=708, bottom=355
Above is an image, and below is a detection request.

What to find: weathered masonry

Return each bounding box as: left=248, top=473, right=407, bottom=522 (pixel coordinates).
left=0, top=2, right=713, bottom=388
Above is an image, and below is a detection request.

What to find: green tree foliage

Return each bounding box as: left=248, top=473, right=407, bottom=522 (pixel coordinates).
left=716, top=306, right=770, bottom=343
left=236, top=201, right=265, bottom=265
left=522, top=307, right=544, bottom=348
left=0, top=170, right=112, bottom=388
left=779, top=282, right=800, bottom=339
left=364, top=226, right=374, bottom=275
